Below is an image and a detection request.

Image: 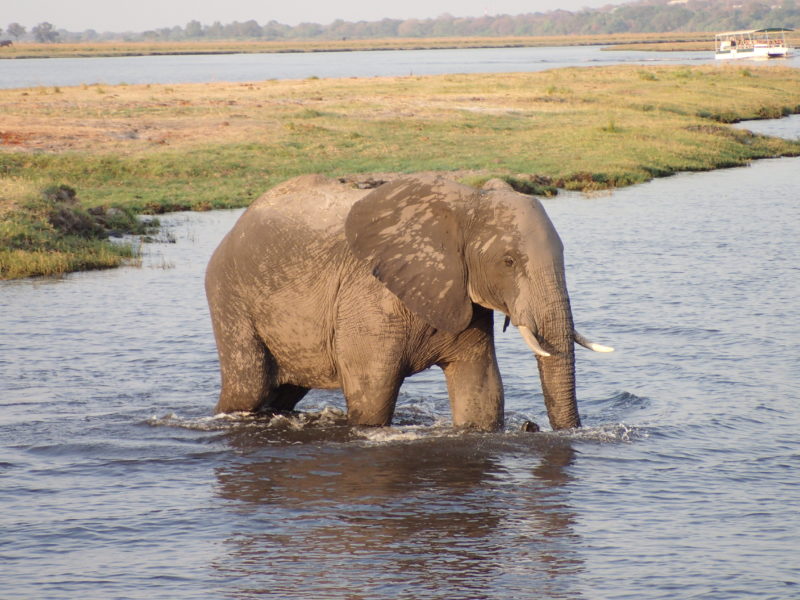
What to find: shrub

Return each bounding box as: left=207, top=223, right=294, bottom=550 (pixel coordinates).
left=0, top=183, right=155, bottom=279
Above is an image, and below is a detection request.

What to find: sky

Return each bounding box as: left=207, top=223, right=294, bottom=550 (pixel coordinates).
left=3, top=0, right=626, bottom=32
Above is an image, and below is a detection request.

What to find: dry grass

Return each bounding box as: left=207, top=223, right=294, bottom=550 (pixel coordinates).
left=2, top=63, right=800, bottom=278
left=0, top=33, right=713, bottom=59
left=611, top=31, right=800, bottom=52
left=608, top=40, right=716, bottom=52
left=2, top=64, right=798, bottom=159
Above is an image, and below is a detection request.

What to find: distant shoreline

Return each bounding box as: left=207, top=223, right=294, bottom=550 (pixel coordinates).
left=0, top=33, right=719, bottom=60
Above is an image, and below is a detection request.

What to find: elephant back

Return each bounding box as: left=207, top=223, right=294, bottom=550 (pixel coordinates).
left=247, top=174, right=370, bottom=235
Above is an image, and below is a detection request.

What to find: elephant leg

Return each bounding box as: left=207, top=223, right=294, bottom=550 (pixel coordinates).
left=441, top=358, right=504, bottom=430
left=336, top=343, right=404, bottom=427
left=339, top=368, right=403, bottom=426
left=213, top=333, right=272, bottom=413
left=334, top=288, right=407, bottom=426
left=214, top=333, right=308, bottom=414
left=440, top=313, right=504, bottom=430
left=208, top=300, right=276, bottom=414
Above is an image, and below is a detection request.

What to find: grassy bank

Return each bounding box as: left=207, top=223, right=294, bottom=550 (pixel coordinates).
left=0, top=180, right=154, bottom=279
left=0, top=33, right=713, bottom=59
left=2, top=64, right=800, bottom=279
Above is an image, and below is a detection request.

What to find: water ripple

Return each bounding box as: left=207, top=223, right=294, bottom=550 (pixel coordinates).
left=4, top=155, right=800, bottom=599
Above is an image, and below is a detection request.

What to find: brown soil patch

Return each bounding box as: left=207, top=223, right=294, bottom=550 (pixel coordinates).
left=0, top=130, right=30, bottom=146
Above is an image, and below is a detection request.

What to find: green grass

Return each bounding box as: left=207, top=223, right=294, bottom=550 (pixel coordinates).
left=2, top=64, right=800, bottom=278
left=0, top=181, right=152, bottom=279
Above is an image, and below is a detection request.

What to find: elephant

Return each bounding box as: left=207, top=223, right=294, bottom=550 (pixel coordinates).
left=205, top=173, right=612, bottom=431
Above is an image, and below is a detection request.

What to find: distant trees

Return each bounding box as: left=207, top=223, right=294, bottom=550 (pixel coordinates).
left=263, top=20, right=291, bottom=38
left=32, top=22, right=59, bottom=43
left=7, top=23, right=25, bottom=40
left=4, top=0, right=800, bottom=44
left=239, top=20, right=264, bottom=38
left=185, top=20, right=203, bottom=38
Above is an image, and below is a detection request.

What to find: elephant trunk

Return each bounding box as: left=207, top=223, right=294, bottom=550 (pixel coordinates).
left=524, top=297, right=580, bottom=431
left=537, top=344, right=579, bottom=430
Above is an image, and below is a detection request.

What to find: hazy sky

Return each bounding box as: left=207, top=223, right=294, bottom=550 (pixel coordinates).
left=4, top=0, right=624, bottom=32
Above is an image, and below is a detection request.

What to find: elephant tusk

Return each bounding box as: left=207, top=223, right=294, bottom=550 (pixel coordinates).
left=573, top=330, right=614, bottom=353
left=519, top=326, right=551, bottom=358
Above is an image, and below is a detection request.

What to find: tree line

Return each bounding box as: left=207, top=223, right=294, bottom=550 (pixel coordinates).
left=2, top=22, right=59, bottom=43
left=3, top=0, right=798, bottom=44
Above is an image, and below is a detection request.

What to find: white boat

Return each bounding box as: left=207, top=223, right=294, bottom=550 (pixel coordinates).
left=715, top=28, right=793, bottom=60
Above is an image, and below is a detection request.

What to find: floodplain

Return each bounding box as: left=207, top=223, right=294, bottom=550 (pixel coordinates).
left=2, top=64, right=799, bottom=278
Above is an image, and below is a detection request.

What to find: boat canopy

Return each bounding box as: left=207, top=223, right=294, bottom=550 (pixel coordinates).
left=716, top=28, right=794, bottom=37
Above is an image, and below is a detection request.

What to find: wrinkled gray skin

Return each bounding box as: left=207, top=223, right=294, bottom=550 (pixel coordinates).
left=206, top=173, right=580, bottom=430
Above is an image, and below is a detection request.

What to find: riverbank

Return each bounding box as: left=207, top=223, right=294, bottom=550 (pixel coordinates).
left=0, top=180, right=156, bottom=279
left=610, top=33, right=800, bottom=52
left=2, top=64, right=800, bottom=279
left=0, top=33, right=713, bottom=59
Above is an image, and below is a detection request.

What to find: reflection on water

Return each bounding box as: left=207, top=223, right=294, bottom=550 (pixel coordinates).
left=2, top=134, right=800, bottom=598
left=213, top=431, right=581, bottom=599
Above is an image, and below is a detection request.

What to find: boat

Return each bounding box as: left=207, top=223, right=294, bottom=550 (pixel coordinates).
left=715, top=28, right=793, bottom=60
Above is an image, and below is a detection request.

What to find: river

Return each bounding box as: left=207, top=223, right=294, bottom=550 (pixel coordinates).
left=0, top=44, right=728, bottom=89
left=1, top=114, right=798, bottom=598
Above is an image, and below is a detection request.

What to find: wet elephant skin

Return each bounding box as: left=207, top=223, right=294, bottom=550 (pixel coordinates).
left=205, top=173, right=582, bottom=430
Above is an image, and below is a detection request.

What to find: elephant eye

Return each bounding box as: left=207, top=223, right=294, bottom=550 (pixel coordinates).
left=503, top=256, right=515, bottom=268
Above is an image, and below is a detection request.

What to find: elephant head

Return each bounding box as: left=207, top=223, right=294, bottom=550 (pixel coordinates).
left=345, top=175, right=611, bottom=431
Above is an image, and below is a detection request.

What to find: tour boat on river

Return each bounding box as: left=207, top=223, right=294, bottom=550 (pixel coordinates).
left=715, top=28, right=793, bottom=60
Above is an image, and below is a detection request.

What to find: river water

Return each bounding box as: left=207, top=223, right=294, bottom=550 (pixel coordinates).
left=1, top=113, right=799, bottom=598
left=0, top=44, right=723, bottom=89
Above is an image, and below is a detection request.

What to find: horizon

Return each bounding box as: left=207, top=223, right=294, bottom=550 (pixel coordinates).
left=3, top=0, right=629, bottom=33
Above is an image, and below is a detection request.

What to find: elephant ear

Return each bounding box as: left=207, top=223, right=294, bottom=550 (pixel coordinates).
left=345, top=176, right=473, bottom=334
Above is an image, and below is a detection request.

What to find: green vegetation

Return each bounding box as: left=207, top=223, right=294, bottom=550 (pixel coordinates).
left=2, top=64, right=800, bottom=279
left=0, top=180, right=154, bottom=279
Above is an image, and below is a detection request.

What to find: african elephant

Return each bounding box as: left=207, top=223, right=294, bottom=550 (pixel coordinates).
left=205, top=174, right=611, bottom=431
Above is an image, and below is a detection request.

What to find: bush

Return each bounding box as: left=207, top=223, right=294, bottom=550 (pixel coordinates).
left=0, top=183, right=155, bottom=279
left=48, top=204, right=108, bottom=239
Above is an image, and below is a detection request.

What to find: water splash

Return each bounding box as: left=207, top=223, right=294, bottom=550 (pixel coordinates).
left=353, top=425, right=451, bottom=445
left=145, top=406, right=350, bottom=433
left=147, top=407, right=647, bottom=448
left=567, top=422, right=650, bottom=443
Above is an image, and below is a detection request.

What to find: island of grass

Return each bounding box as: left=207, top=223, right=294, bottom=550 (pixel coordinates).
left=2, top=33, right=796, bottom=59
left=2, top=64, right=800, bottom=279
left=0, top=33, right=716, bottom=59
